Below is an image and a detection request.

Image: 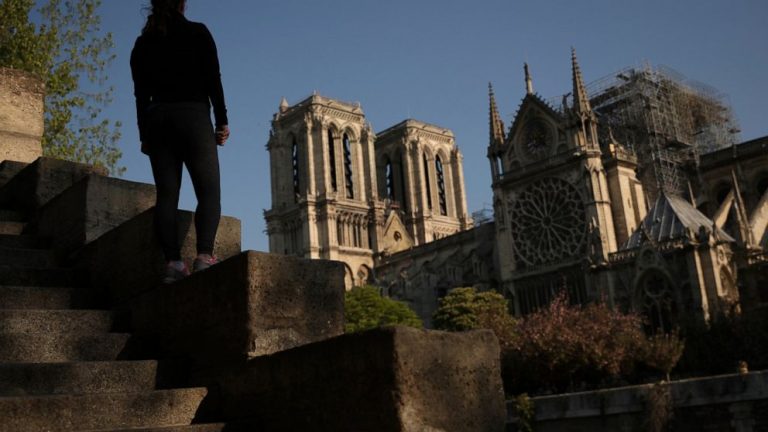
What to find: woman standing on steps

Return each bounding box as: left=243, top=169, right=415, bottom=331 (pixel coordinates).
left=130, top=0, right=229, bottom=283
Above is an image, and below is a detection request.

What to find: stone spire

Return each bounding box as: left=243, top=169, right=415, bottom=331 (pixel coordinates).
left=279, top=97, right=289, bottom=112
left=571, top=47, right=592, bottom=115
left=524, top=63, right=534, bottom=95
left=488, top=82, right=506, bottom=148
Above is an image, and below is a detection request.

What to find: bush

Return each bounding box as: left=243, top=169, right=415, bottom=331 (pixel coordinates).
left=504, top=292, right=650, bottom=394
left=642, top=330, right=685, bottom=381
left=432, top=287, right=516, bottom=348
left=344, top=285, right=422, bottom=333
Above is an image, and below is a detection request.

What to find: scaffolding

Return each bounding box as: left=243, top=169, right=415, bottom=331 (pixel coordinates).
left=580, top=63, right=740, bottom=199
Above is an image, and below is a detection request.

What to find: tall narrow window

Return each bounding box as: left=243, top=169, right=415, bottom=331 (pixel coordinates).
left=385, top=158, right=394, bottom=200
left=423, top=153, right=432, bottom=210
left=399, top=152, right=408, bottom=211
left=327, top=130, right=337, bottom=192
left=291, top=137, right=300, bottom=202
left=343, top=133, right=354, bottom=199
left=436, top=156, right=447, bottom=216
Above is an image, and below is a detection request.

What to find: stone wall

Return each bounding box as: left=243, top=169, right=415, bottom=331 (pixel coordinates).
left=508, top=371, right=768, bottom=432
left=0, top=68, right=44, bottom=163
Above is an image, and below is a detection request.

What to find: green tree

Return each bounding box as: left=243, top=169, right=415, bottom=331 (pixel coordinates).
left=0, top=0, right=123, bottom=174
left=432, top=287, right=517, bottom=348
left=344, top=285, right=422, bottom=333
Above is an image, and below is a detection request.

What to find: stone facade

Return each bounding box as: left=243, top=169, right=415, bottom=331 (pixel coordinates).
left=266, top=52, right=767, bottom=328
left=0, top=68, right=44, bottom=163
left=264, top=94, right=471, bottom=289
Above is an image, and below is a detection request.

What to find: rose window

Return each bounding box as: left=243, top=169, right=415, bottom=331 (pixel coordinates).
left=509, top=178, right=586, bottom=267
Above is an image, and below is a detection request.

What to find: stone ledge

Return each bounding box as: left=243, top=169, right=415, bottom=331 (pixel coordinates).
left=27, top=174, right=156, bottom=259
left=75, top=207, right=241, bottom=305
left=520, top=370, right=768, bottom=423
left=215, top=326, right=506, bottom=432
left=0, top=157, right=106, bottom=215
left=127, top=251, right=345, bottom=369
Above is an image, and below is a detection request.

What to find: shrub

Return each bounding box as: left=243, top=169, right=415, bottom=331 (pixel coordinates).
left=344, top=285, right=422, bottom=333
left=504, top=292, right=648, bottom=394
left=432, top=287, right=517, bottom=348
left=642, top=330, right=685, bottom=381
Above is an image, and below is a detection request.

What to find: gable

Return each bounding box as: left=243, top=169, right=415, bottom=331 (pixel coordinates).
left=505, top=94, right=566, bottom=163
left=380, top=211, right=414, bottom=255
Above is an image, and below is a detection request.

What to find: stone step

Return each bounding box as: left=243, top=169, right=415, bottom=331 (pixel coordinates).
left=0, top=286, right=83, bottom=310
left=0, top=245, right=57, bottom=268
left=0, top=360, right=158, bottom=397
left=0, top=309, right=122, bottom=335
left=0, top=266, right=77, bottom=287
left=0, top=233, right=47, bottom=249
left=0, top=209, right=25, bottom=222
left=96, top=424, right=227, bottom=432
left=0, top=332, right=131, bottom=363
left=0, top=387, right=208, bottom=432
left=0, top=221, right=24, bottom=235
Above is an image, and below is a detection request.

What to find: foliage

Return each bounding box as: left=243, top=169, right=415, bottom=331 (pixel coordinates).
left=433, top=289, right=689, bottom=395
left=504, top=292, right=649, bottom=394
left=642, top=330, right=685, bottom=382
left=344, top=285, right=422, bottom=333
left=432, top=287, right=517, bottom=348
left=0, top=0, right=123, bottom=174
left=509, top=393, right=535, bottom=432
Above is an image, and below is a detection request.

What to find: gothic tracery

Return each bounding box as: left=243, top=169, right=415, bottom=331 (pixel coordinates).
left=509, top=177, right=586, bottom=267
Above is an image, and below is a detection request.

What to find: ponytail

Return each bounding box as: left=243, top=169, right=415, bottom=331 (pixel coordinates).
left=142, top=0, right=185, bottom=35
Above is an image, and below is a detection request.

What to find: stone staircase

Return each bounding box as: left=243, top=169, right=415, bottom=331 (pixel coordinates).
left=0, top=209, right=224, bottom=431
left=0, top=158, right=506, bottom=431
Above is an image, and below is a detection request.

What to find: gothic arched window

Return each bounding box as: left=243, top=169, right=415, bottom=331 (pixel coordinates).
left=399, top=152, right=408, bottom=211
left=292, top=136, right=300, bottom=202
left=343, top=133, right=354, bottom=199
left=327, top=129, right=338, bottom=192
left=436, top=156, right=447, bottom=216
left=423, top=153, right=432, bottom=210
left=385, top=157, right=394, bottom=200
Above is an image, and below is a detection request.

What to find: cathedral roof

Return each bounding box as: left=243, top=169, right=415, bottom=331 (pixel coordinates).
left=376, top=119, right=454, bottom=141
left=625, top=193, right=735, bottom=249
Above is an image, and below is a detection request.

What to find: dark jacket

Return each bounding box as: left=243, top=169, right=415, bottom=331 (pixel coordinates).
left=130, top=12, right=228, bottom=143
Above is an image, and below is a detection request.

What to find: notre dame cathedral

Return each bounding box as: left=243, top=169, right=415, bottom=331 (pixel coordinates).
left=265, top=50, right=768, bottom=327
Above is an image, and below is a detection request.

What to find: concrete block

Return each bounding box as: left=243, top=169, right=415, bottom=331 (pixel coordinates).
left=0, top=266, right=78, bottom=287
left=0, top=157, right=107, bottom=215
left=216, top=326, right=506, bottom=432
left=0, top=246, right=56, bottom=268
left=0, top=160, right=28, bottom=190
left=0, top=387, right=207, bottom=432
left=128, top=251, right=345, bottom=369
left=0, top=360, right=158, bottom=396
left=0, top=286, right=81, bottom=310
left=0, top=233, right=46, bottom=249
left=0, top=332, right=130, bottom=363
left=76, top=208, right=241, bottom=304
left=0, top=310, right=120, bottom=335
left=0, top=68, right=44, bottom=164
left=27, top=174, right=155, bottom=258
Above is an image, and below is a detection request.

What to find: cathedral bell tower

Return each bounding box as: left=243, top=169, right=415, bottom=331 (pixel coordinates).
left=264, top=94, right=383, bottom=288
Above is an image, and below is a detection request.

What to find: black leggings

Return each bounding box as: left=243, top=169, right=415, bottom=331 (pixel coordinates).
left=146, top=102, right=221, bottom=261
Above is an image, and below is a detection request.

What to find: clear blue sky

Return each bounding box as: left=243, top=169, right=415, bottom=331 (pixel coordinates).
left=95, top=0, right=767, bottom=252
